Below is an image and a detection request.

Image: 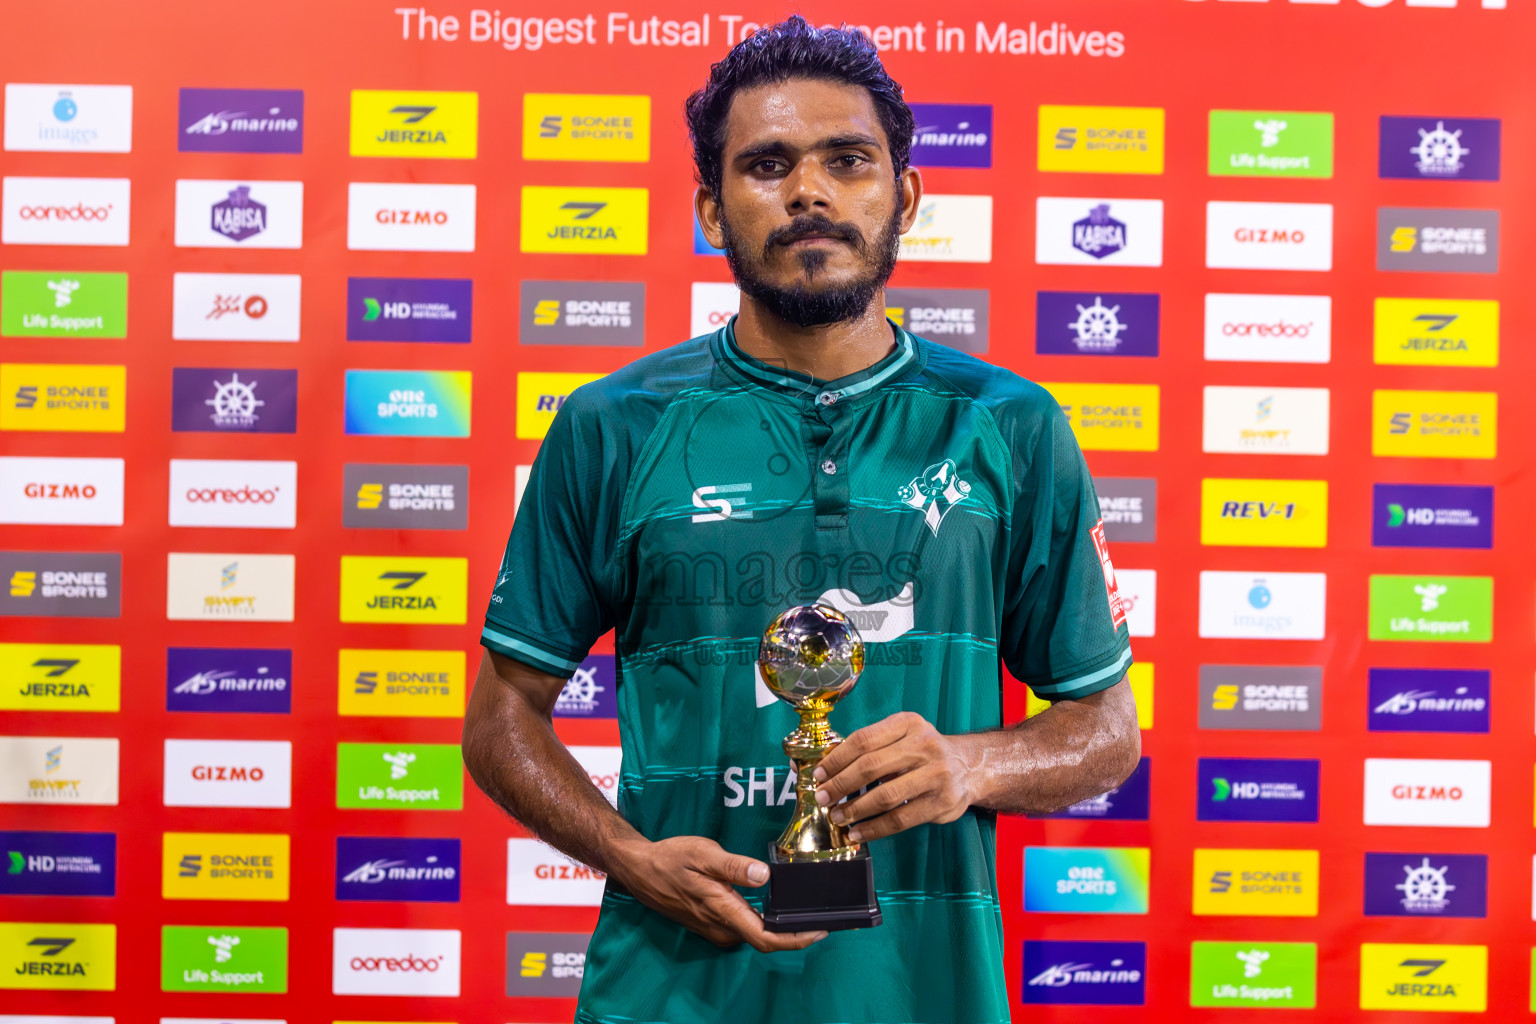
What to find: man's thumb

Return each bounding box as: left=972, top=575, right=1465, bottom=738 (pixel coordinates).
left=709, top=851, right=770, bottom=887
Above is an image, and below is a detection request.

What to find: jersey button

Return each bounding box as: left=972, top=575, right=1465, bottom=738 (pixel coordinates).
left=818, top=391, right=840, bottom=406
left=820, top=459, right=838, bottom=475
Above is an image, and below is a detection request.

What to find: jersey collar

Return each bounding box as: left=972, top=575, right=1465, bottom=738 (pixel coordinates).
left=714, top=315, right=921, bottom=403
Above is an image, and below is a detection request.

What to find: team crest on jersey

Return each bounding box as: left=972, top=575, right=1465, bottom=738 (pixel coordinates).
left=1091, top=519, right=1128, bottom=628
left=898, top=459, right=971, bottom=537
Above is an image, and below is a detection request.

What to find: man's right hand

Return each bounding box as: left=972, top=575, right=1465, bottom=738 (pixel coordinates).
left=614, top=835, right=829, bottom=952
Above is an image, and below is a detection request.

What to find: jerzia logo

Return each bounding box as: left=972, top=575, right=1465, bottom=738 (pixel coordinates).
left=339, top=556, right=467, bottom=624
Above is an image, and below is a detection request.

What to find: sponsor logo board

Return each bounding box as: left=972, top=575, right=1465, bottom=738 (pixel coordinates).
left=1190, top=940, right=1317, bottom=1008
left=174, top=180, right=302, bottom=248
left=163, top=739, right=292, bottom=808
left=1367, top=574, right=1491, bottom=643
left=1199, top=665, right=1322, bottom=731
left=333, top=927, right=460, bottom=997
left=0, top=642, right=120, bottom=712
left=1114, top=570, right=1156, bottom=639
left=1, top=271, right=127, bottom=339
left=1372, top=483, right=1492, bottom=549
left=0, top=457, right=124, bottom=525
left=178, top=88, right=303, bottom=153
left=689, top=281, right=738, bottom=336
left=1203, top=386, right=1330, bottom=455
left=165, top=647, right=291, bottom=714
left=343, top=370, right=471, bottom=437
left=338, top=556, right=467, bottom=625
left=1368, top=668, right=1489, bottom=733
left=1036, top=197, right=1162, bottom=266
left=0, top=737, right=119, bottom=805
left=1192, top=848, right=1318, bottom=916
left=1371, top=389, right=1495, bottom=459
left=504, top=932, right=588, bottom=997
left=506, top=837, right=607, bottom=906
left=520, top=185, right=646, bottom=255
left=1364, top=852, right=1487, bottom=917
left=161, top=832, right=289, bottom=901
left=1359, top=943, right=1486, bottom=1012
left=1036, top=291, right=1158, bottom=357
left=1209, top=109, right=1333, bottom=178
left=170, top=367, right=298, bottom=434
left=336, top=836, right=460, bottom=903
left=516, top=371, right=604, bottom=440
left=0, top=922, right=115, bottom=991
left=168, top=459, right=297, bottom=529
left=0, top=831, right=115, bottom=896
left=337, top=649, right=464, bottom=718
left=1203, top=293, right=1331, bottom=363
left=1197, top=758, right=1320, bottom=822
left=1363, top=758, right=1490, bottom=828
left=349, top=90, right=477, bottom=159
left=520, top=280, right=645, bottom=346
left=1200, top=478, right=1327, bottom=548
left=342, top=464, right=468, bottom=530
left=523, top=93, right=650, bottom=162
left=1094, top=477, right=1156, bottom=544
left=886, top=287, right=990, bottom=354
left=1206, top=201, right=1333, bottom=271
left=171, top=273, right=301, bottom=343
left=347, top=277, right=471, bottom=343
left=0, top=551, right=120, bottom=619
left=4, top=84, right=133, bottom=153
left=1199, top=571, right=1326, bottom=640
left=901, top=194, right=993, bottom=262
left=1023, top=846, right=1149, bottom=914
left=1380, top=116, right=1500, bottom=181
left=1, top=177, right=131, bottom=246
left=161, top=925, right=286, bottom=993
left=336, top=743, right=462, bottom=811
left=909, top=103, right=992, bottom=168
left=1373, top=297, right=1497, bottom=367
left=1037, top=105, right=1164, bottom=174
left=1043, top=382, right=1159, bottom=451
left=165, top=553, right=295, bottom=622
left=553, top=655, right=617, bottom=719
left=348, top=182, right=476, bottom=252
left=1377, top=207, right=1499, bottom=273
left=1, top=363, right=125, bottom=433
left=1022, top=940, right=1145, bottom=1006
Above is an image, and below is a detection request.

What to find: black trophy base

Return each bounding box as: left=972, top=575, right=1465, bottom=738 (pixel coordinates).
left=762, top=845, right=883, bottom=933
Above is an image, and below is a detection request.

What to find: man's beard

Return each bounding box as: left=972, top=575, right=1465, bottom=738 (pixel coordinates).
left=720, top=203, right=903, bottom=329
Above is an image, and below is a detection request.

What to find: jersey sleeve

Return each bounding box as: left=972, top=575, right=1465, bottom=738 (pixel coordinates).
left=481, top=387, right=619, bottom=678
left=998, top=394, right=1133, bottom=701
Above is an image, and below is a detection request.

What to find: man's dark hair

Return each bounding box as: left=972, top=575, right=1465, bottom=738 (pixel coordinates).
left=684, top=15, right=915, bottom=201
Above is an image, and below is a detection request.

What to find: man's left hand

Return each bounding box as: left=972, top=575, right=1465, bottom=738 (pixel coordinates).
left=811, top=711, right=978, bottom=842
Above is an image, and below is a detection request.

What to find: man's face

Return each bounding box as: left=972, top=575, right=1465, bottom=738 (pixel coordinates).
left=697, top=78, right=921, bottom=328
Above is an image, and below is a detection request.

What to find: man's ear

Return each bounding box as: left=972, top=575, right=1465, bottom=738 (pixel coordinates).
left=897, top=166, right=923, bottom=234
left=695, top=187, right=726, bottom=249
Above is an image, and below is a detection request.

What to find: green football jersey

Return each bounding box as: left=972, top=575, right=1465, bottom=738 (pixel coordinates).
left=483, top=319, right=1133, bottom=1024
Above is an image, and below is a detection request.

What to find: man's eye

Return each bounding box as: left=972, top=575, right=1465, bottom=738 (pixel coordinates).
left=753, top=159, right=785, bottom=173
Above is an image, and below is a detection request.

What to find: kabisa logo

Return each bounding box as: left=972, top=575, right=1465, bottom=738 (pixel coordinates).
left=350, top=90, right=478, bottom=159
left=1198, top=758, right=1319, bottom=822
left=1038, top=105, right=1164, bottom=174
left=1044, top=382, right=1160, bottom=452
left=1190, top=941, right=1317, bottom=1009
left=337, top=648, right=464, bottom=718
left=908, top=102, right=992, bottom=168
left=1037, top=197, right=1163, bottom=267
left=1041, top=757, right=1150, bottom=820
left=346, top=276, right=472, bottom=344
left=174, top=179, right=303, bottom=249
left=0, top=922, right=116, bottom=990
left=1363, top=758, right=1491, bottom=828
left=0, top=830, right=115, bottom=896
left=553, top=655, right=617, bottom=719
left=515, top=370, right=605, bottom=440
left=335, top=742, right=463, bottom=810
left=1, top=270, right=128, bottom=339
left=163, top=738, right=292, bottom=809
left=343, top=463, right=469, bottom=531
left=520, top=186, right=648, bottom=255
left=161, top=924, right=288, bottom=993
left=520, top=280, right=646, bottom=346
left=334, top=927, right=461, bottom=997
left=1073, top=203, right=1125, bottom=259
left=885, top=287, right=991, bottom=354
left=161, top=831, right=289, bottom=902
left=0, top=551, right=121, bottom=619
left=1367, top=574, right=1492, bottom=643
left=1369, top=668, right=1489, bottom=733
left=1023, top=846, right=1150, bottom=914
left=1208, top=109, right=1333, bottom=178
left=522, top=93, right=651, bottom=162
left=347, top=182, right=477, bottom=252
left=1380, top=116, right=1500, bottom=181
left=1365, top=852, right=1486, bottom=918
left=1373, top=298, right=1498, bottom=367
left=1206, top=201, right=1334, bottom=271
left=1036, top=291, right=1159, bottom=357
left=0, top=176, right=132, bottom=246
left=170, top=367, right=298, bottom=434
left=505, top=932, right=588, bottom=997
left=179, top=88, right=303, bottom=153
left=1199, top=665, right=1322, bottom=732
left=506, top=837, right=607, bottom=907
left=1192, top=848, right=1318, bottom=917
left=165, top=647, right=291, bottom=715
left=339, top=556, right=468, bottom=624
left=0, top=363, right=125, bottom=433
left=1378, top=207, right=1499, bottom=273
left=4, top=84, right=133, bottom=153
left=336, top=836, right=460, bottom=903
left=0, top=737, right=119, bottom=806
left=0, top=640, right=118, bottom=712
left=1359, top=943, right=1487, bottom=1013
left=1022, top=940, right=1146, bottom=1006
left=1372, top=389, right=1496, bottom=459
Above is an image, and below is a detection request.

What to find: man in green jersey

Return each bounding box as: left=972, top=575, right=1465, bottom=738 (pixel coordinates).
left=465, top=16, right=1141, bottom=1024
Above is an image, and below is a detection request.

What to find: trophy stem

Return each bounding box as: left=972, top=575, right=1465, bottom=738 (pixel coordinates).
left=772, top=702, right=859, bottom=862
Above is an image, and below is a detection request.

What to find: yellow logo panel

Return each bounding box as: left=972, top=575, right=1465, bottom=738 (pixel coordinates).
left=1192, top=848, right=1318, bottom=917
left=1026, top=661, right=1150, bottom=729
left=0, top=642, right=120, bottom=711
left=523, top=93, right=651, bottom=162
left=0, top=363, right=125, bottom=432
left=520, top=186, right=648, bottom=255
left=1372, top=390, right=1496, bottom=459
left=349, top=90, right=478, bottom=158
left=338, top=556, right=467, bottom=624
left=338, top=648, right=465, bottom=718
left=1038, top=105, right=1165, bottom=174
left=0, top=921, right=116, bottom=990
left=1374, top=298, right=1498, bottom=367
left=1041, top=383, right=1160, bottom=451
left=162, top=832, right=290, bottom=902
left=516, top=371, right=605, bottom=439
left=1360, top=943, right=1486, bottom=1013
left=1200, top=478, right=1328, bottom=548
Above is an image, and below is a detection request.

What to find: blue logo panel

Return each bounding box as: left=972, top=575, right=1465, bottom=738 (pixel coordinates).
left=335, top=836, right=460, bottom=902
left=0, top=830, right=116, bottom=896
left=1379, top=116, right=1500, bottom=181
left=1372, top=484, right=1492, bottom=549
left=346, top=277, right=473, bottom=343
left=166, top=647, right=292, bottom=714
left=1368, top=668, right=1489, bottom=733
left=1036, top=291, right=1160, bottom=356
left=1197, top=757, right=1319, bottom=822
left=1023, top=940, right=1146, bottom=1005
left=552, top=654, right=617, bottom=719
left=1364, top=852, right=1486, bottom=918
left=909, top=103, right=993, bottom=168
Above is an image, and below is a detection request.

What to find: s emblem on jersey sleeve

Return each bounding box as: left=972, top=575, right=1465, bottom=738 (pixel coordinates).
left=1091, top=519, right=1128, bottom=628
left=897, top=459, right=971, bottom=537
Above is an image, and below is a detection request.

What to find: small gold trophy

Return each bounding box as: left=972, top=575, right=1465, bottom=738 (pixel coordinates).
left=758, top=603, right=882, bottom=932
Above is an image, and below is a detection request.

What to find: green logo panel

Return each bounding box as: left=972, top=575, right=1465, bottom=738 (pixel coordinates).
left=1209, top=110, right=1334, bottom=178
left=1, top=271, right=128, bottom=338
left=336, top=741, right=463, bottom=810
left=1368, top=575, right=1493, bottom=643
left=1191, top=940, right=1316, bottom=1008
left=161, top=925, right=287, bottom=993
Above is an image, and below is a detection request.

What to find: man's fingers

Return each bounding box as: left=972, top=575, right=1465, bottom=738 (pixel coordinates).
left=813, top=712, right=915, bottom=779
left=844, top=794, right=943, bottom=842
left=817, top=745, right=919, bottom=805
left=747, top=928, right=831, bottom=953
left=695, top=849, right=771, bottom=887
left=833, top=770, right=924, bottom=825
left=706, top=888, right=828, bottom=952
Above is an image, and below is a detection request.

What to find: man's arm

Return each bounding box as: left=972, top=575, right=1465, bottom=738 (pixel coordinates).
left=462, top=649, right=828, bottom=951
left=810, top=675, right=1140, bottom=841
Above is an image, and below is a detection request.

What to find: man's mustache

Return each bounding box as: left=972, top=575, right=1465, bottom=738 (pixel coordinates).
left=763, top=215, right=867, bottom=256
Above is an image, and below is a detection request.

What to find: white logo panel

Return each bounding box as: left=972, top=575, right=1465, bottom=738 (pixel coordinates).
left=171, top=273, right=302, bottom=342
left=168, top=460, right=297, bottom=529
left=1035, top=197, right=1164, bottom=267
left=1203, top=386, right=1331, bottom=455
left=331, top=927, right=461, bottom=997
left=506, top=837, right=607, bottom=907
left=347, top=182, right=477, bottom=252
left=165, top=552, right=295, bottom=622
left=899, top=194, right=993, bottom=263
left=569, top=745, right=621, bottom=808
left=173, top=179, right=304, bottom=249
left=1204, top=293, right=1332, bottom=363
left=0, top=736, right=119, bottom=805
left=0, top=456, right=125, bottom=525
left=162, top=738, right=292, bottom=808
left=2, top=176, right=131, bottom=246
left=690, top=281, right=740, bottom=337
left=1198, top=570, right=1326, bottom=640
left=1363, top=758, right=1490, bottom=828
left=1206, top=201, right=1334, bottom=271
left=4, top=84, right=134, bottom=152
left=1115, top=568, right=1157, bottom=638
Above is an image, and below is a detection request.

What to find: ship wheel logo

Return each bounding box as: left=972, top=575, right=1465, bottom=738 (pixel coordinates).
left=1069, top=297, right=1126, bottom=351
left=1411, top=121, right=1469, bottom=177
left=1396, top=857, right=1454, bottom=911
left=205, top=372, right=265, bottom=425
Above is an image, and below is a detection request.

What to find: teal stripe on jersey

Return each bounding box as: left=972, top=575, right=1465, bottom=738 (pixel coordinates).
left=1033, top=645, right=1134, bottom=698
left=481, top=625, right=580, bottom=674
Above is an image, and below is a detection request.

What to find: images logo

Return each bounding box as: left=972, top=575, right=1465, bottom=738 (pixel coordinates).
left=170, top=367, right=298, bottom=434
left=552, top=655, right=618, bottom=720
left=1372, top=389, right=1496, bottom=459
left=1036, top=197, right=1161, bottom=266
left=348, top=182, right=477, bottom=252
left=0, top=363, right=124, bottom=433
left=506, top=837, right=607, bottom=907
left=338, top=556, right=468, bottom=625
left=1206, top=201, right=1334, bottom=271
left=504, top=932, right=588, bottom=997
left=0, top=456, right=124, bottom=526
left=1041, top=757, right=1151, bottom=821
left=1200, top=478, right=1328, bottom=548
left=346, top=277, right=471, bottom=344
left=520, top=186, right=648, bottom=255
left=165, top=647, right=291, bottom=714
left=173, top=179, right=302, bottom=248
left=162, top=832, right=289, bottom=901
left=1365, top=852, right=1486, bottom=918
left=343, top=370, right=471, bottom=438
left=523, top=93, right=650, bottom=162
left=350, top=90, right=477, bottom=158
left=1022, top=940, right=1146, bottom=1006
left=1373, top=298, right=1497, bottom=367
left=1203, top=293, right=1331, bottom=363
left=909, top=102, right=992, bottom=168
left=0, top=737, right=119, bottom=805
left=161, top=924, right=287, bottom=993
left=1363, top=758, right=1491, bottom=828
left=1198, top=758, right=1319, bottom=822
left=515, top=371, right=605, bottom=440
left=165, top=552, right=295, bottom=622
left=168, top=459, right=297, bottom=529
left=171, top=271, right=301, bottom=343
left=1367, top=574, right=1492, bottom=643
left=1043, top=382, right=1160, bottom=452
left=520, top=280, right=646, bottom=346
left=1199, top=665, right=1322, bottom=731
left=1380, top=116, right=1500, bottom=181
left=333, top=927, right=461, bottom=997
left=337, top=836, right=460, bottom=903
left=1191, top=941, right=1317, bottom=1008
left=1193, top=848, right=1318, bottom=917
left=1209, top=109, right=1333, bottom=178
left=1023, top=846, right=1150, bottom=914
left=899, top=194, right=994, bottom=263
left=336, top=742, right=463, bottom=811
left=4, top=84, right=133, bottom=153
left=162, top=738, right=292, bottom=809
left=1, top=271, right=127, bottom=339
left=1038, top=105, right=1164, bottom=174
left=0, top=551, right=120, bottom=619
left=337, top=648, right=464, bottom=718
left=179, top=88, right=303, bottom=153
left=1094, top=477, right=1156, bottom=544
left=885, top=287, right=991, bottom=354
left=1369, top=668, right=1489, bottom=733
left=1378, top=207, right=1499, bottom=273
left=342, top=464, right=468, bottom=531
left=0, top=830, right=115, bottom=897
left=0, top=176, right=131, bottom=246
left=0, top=922, right=116, bottom=990
left=1035, top=291, right=1159, bottom=357
left=1359, top=943, right=1486, bottom=1012
left=0, top=642, right=120, bottom=713
left=1202, top=386, right=1331, bottom=456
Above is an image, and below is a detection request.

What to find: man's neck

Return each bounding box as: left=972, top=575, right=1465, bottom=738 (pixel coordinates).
left=731, top=293, right=896, bottom=383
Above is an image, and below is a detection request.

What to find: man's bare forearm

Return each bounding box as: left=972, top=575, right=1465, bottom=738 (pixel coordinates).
left=461, top=652, right=648, bottom=886
left=952, top=676, right=1141, bottom=816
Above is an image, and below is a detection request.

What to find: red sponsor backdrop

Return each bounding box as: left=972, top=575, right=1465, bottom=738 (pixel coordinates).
left=3, top=0, right=1534, bottom=1019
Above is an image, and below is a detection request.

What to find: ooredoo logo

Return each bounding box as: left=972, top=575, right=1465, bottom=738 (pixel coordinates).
left=163, top=738, right=292, bottom=808
left=2, top=176, right=131, bottom=246
left=332, top=927, right=461, bottom=996
left=168, top=459, right=297, bottom=529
